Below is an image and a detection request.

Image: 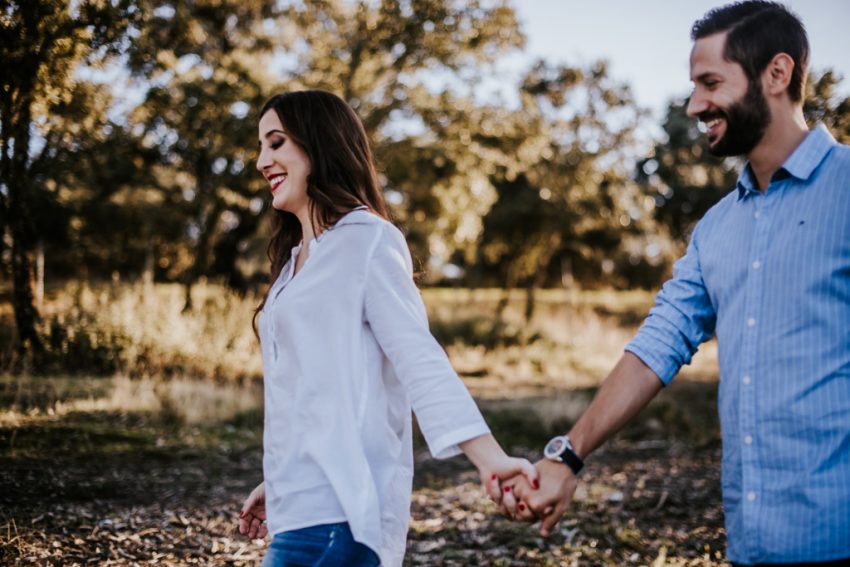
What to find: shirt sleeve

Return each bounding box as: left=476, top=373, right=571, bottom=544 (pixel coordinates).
left=363, top=223, right=490, bottom=459
left=625, top=221, right=717, bottom=384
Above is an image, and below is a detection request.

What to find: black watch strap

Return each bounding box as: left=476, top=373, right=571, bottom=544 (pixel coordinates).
left=558, top=447, right=584, bottom=475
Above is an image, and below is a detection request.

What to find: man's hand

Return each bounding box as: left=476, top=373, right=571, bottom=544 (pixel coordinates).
left=511, top=459, right=578, bottom=537
left=497, top=354, right=663, bottom=535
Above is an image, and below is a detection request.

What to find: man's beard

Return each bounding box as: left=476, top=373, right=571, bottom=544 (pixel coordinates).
left=703, top=78, right=771, bottom=157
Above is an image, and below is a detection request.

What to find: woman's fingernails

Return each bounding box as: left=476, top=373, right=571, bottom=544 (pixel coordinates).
left=239, top=511, right=245, bottom=518
left=503, top=486, right=511, bottom=493
left=532, top=480, right=540, bottom=489
left=518, top=503, right=526, bottom=511
left=491, top=473, right=498, bottom=480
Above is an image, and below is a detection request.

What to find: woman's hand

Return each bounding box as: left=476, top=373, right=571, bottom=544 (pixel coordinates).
left=239, top=481, right=267, bottom=539
left=459, top=434, right=539, bottom=505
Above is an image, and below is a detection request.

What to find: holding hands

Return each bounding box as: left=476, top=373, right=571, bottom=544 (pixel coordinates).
left=497, top=458, right=579, bottom=536
left=494, top=435, right=585, bottom=536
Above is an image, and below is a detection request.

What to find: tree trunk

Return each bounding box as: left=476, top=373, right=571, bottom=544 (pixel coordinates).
left=6, top=96, right=43, bottom=369
left=496, top=263, right=519, bottom=320
left=182, top=201, right=224, bottom=312
left=182, top=278, right=194, bottom=313
left=35, top=239, right=44, bottom=311
left=211, top=208, right=262, bottom=293
left=524, top=232, right=562, bottom=323
left=143, top=239, right=155, bottom=302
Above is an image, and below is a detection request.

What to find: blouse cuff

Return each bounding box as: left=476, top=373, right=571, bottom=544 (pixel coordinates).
left=427, top=422, right=491, bottom=460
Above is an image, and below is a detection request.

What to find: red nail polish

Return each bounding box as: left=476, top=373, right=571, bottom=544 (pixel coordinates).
left=518, top=503, right=526, bottom=511
left=491, top=473, right=497, bottom=480
left=239, top=511, right=245, bottom=518
left=532, top=480, right=540, bottom=489
left=503, top=486, right=511, bottom=493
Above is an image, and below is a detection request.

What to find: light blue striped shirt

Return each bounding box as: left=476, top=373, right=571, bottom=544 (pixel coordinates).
left=626, top=124, right=850, bottom=564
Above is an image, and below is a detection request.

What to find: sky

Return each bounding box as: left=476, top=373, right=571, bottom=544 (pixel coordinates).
left=503, top=0, right=850, bottom=131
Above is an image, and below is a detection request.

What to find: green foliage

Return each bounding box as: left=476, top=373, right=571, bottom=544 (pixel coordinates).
left=3, top=0, right=850, bottom=326
left=636, top=100, right=738, bottom=245
left=804, top=69, right=850, bottom=143
left=0, top=0, right=138, bottom=359
left=475, top=60, right=672, bottom=291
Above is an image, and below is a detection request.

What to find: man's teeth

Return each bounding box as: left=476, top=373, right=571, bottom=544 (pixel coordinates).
left=706, top=118, right=722, bottom=129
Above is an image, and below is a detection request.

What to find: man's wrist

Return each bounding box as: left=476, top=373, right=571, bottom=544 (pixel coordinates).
left=543, top=434, right=584, bottom=475
left=566, top=430, right=588, bottom=460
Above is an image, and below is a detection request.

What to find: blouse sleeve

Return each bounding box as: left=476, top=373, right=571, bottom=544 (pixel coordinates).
left=363, top=223, right=490, bottom=459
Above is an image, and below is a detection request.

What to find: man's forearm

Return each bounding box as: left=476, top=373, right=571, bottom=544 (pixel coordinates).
left=568, top=351, right=664, bottom=458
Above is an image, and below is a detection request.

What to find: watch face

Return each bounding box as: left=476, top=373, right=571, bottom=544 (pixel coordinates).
left=544, top=436, right=568, bottom=459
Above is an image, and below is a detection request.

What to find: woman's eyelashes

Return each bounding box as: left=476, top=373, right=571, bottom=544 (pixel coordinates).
left=271, top=138, right=284, bottom=150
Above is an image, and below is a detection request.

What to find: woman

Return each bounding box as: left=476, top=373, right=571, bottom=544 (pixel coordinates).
left=238, top=90, right=536, bottom=567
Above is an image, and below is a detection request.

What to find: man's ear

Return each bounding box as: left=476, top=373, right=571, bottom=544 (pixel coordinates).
left=763, top=53, right=795, bottom=97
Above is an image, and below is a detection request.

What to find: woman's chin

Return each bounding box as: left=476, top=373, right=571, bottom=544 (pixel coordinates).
left=271, top=195, right=291, bottom=212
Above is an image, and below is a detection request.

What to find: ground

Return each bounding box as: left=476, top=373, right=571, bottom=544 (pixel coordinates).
left=1, top=377, right=726, bottom=566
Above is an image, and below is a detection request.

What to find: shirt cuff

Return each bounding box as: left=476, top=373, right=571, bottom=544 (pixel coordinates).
left=427, top=422, right=491, bottom=460
left=624, top=338, right=680, bottom=385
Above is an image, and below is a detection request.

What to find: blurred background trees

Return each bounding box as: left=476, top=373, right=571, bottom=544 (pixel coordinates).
left=2, top=0, right=849, bottom=368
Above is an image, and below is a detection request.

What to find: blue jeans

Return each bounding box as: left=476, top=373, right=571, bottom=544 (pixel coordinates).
left=261, top=522, right=380, bottom=567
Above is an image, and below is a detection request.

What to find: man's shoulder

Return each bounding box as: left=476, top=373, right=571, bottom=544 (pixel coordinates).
left=825, top=139, right=850, bottom=166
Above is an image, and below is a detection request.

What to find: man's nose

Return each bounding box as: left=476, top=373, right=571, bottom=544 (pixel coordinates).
left=686, top=93, right=707, bottom=118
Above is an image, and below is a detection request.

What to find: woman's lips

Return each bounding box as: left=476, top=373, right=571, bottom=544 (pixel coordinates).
left=269, top=174, right=287, bottom=193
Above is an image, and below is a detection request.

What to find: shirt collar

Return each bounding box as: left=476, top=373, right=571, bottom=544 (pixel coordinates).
left=330, top=205, right=373, bottom=229
left=736, top=123, right=837, bottom=200
left=311, top=205, right=373, bottom=245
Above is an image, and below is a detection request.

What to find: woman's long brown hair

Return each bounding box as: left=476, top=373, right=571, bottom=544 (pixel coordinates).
left=253, top=90, right=390, bottom=336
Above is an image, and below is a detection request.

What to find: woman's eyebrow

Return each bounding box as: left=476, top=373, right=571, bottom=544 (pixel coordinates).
left=258, top=129, right=286, bottom=146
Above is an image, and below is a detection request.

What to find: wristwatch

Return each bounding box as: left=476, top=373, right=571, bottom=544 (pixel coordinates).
left=544, top=435, right=584, bottom=475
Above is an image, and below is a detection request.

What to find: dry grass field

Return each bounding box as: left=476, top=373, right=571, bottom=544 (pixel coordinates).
left=1, top=283, right=725, bottom=566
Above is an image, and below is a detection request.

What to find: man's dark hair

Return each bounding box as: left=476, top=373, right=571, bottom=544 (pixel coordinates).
left=691, top=1, right=809, bottom=102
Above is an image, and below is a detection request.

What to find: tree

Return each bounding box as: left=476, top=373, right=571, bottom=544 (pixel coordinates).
left=271, top=0, right=525, bottom=271
left=0, top=0, right=135, bottom=366
left=635, top=99, right=738, bottom=245
left=124, top=0, right=281, bottom=309
left=804, top=69, right=850, bottom=143
left=475, top=60, right=670, bottom=317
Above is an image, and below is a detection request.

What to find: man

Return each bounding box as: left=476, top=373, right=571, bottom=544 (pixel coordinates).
left=499, top=2, right=850, bottom=565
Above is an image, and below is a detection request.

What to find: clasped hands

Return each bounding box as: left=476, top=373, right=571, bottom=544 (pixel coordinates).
left=487, top=458, right=579, bottom=537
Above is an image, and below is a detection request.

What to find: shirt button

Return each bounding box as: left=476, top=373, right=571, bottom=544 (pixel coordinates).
left=754, top=210, right=760, bottom=219
left=747, top=491, right=757, bottom=502
left=747, top=318, right=756, bottom=328
left=744, top=435, right=753, bottom=445
left=752, top=260, right=761, bottom=270
left=743, top=375, right=751, bottom=385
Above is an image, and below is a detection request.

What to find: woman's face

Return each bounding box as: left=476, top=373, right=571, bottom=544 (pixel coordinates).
left=257, top=109, right=312, bottom=217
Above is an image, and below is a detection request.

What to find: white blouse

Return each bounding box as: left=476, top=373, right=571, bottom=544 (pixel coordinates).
left=258, top=208, right=490, bottom=567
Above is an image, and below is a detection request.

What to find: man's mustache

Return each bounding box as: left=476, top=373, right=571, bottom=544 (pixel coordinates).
left=698, top=109, right=726, bottom=123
